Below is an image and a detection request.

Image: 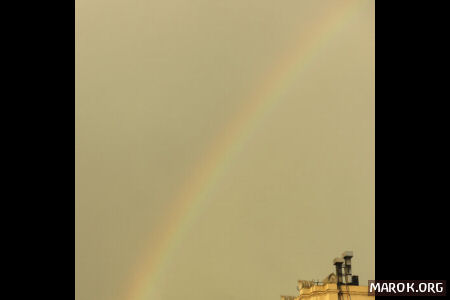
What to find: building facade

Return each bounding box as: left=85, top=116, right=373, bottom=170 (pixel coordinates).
left=281, top=252, right=374, bottom=300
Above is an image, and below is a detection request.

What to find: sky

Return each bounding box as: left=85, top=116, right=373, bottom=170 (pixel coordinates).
left=75, top=1, right=375, bottom=300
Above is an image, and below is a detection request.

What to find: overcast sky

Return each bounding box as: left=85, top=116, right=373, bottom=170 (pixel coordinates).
left=76, top=1, right=374, bottom=300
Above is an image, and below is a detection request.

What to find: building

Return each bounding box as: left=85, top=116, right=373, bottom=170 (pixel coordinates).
left=281, top=251, right=374, bottom=300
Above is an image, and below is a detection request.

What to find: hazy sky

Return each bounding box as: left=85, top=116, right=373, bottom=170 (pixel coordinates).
left=76, top=1, right=374, bottom=300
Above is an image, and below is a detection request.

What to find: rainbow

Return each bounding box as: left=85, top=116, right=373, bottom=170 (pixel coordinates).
left=125, top=1, right=368, bottom=299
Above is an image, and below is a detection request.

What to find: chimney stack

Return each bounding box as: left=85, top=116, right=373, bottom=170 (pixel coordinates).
left=333, top=257, right=344, bottom=286
left=342, top=251, right=353, bottom=284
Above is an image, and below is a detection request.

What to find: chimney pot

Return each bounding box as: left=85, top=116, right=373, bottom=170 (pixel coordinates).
left=333, top=257, right=344, bottom=265
left=342, top=251, right=353, bottom=259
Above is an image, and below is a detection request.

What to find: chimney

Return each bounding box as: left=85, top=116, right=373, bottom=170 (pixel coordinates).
left=342, top=251, right=353, bottom=284
left=333, top=257, right=344, bottom=286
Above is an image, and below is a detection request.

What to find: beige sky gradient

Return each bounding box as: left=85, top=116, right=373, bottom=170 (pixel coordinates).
left=76, top=1, right=374, bottom=300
